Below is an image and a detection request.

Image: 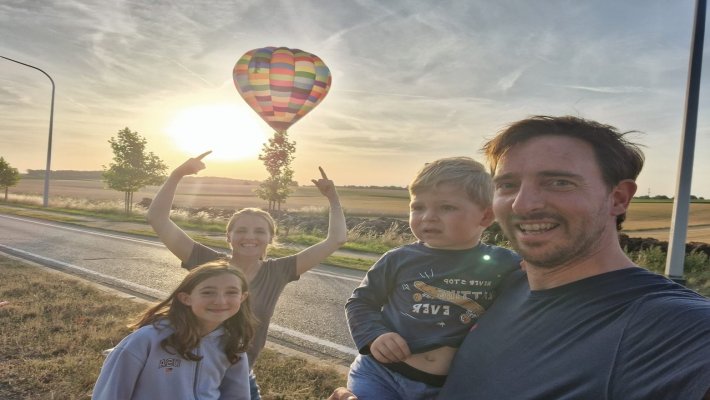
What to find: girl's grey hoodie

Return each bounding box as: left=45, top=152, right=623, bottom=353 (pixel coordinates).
left=92, top=319, right=249, bottom=400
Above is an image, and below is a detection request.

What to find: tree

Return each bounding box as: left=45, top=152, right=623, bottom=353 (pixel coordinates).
left=256, top=131, right=296, bottom=211
left=102, top=127, right=167, bottom=215
left=0, top=157, right=20, bottom=201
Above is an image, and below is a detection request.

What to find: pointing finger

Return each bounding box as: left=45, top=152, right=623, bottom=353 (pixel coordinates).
left=318, top=166, right=328, bottom=180
left=196, top=150, right=212, bottom=160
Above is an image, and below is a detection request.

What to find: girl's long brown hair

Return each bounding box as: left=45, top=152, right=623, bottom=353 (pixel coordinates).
left=131, top=260, right=258, bottom=364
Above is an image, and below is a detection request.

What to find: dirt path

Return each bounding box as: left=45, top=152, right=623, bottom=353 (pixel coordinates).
left=624, top=224, right=710, bottom=243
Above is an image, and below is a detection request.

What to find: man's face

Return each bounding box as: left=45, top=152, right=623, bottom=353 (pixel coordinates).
left=491, top=135, right=619, bottom=269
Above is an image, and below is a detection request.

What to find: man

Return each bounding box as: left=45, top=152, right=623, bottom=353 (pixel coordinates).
left=330, top=115, right=710, bottom=400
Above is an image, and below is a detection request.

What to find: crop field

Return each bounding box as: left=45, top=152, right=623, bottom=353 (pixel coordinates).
left=9, top=178, right=710, bottom=243
left=11, top=178, right=412, bottom=217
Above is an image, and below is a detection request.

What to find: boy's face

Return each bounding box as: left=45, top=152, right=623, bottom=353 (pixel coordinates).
left=409, top=182, right=493, bottom=250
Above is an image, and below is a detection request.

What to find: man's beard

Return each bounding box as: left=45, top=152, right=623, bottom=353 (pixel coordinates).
left=502, top=210, right=608, bottom=269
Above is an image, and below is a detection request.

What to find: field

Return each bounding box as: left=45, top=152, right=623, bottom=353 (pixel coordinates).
left=10, top=178, right=710, bottom=243
left=625, top=201, right=710, bottom=242
left=11, top=178, right=411, bottom=217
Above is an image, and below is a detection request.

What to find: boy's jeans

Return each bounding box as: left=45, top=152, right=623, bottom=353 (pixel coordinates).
left=249, top=370, right=260, bottom=400
left=347, top=354, right=441, bottom=400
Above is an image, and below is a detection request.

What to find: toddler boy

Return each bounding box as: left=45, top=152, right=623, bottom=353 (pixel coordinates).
left=346, top=157, right=520, bottom=400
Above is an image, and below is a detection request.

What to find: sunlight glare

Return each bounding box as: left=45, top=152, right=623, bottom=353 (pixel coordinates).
left=165, top=104, right=268, bottom=160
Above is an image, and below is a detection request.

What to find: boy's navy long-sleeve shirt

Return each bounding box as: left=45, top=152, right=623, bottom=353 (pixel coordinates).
left=346, top=242, right=520, bottom=354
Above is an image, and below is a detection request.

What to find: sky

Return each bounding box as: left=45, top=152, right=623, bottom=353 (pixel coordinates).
left=1, top=0, right=709, bottom=197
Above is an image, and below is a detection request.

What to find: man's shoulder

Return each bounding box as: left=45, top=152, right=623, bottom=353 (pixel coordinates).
left=620, top=274, right=710, bottom=339
left=623, top=267, right=708, bottom=304
left=634, top=286, right=710, bottom=316
left=613, top=279, right=710, bottom=399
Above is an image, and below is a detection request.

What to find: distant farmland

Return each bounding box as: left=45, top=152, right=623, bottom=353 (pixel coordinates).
left=11, top=178, right=411, bottom=217
left=9, top=178, right=710, bottom=243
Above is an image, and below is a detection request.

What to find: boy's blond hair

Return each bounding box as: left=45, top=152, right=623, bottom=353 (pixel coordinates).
left=409, top=156, right=493, bottom=208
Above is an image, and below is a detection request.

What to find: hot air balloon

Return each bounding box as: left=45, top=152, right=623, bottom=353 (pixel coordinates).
left=233, top=47, right=331, bottom=133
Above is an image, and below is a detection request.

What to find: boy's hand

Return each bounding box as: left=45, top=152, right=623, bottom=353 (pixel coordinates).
left=311, top=166, right=338, bottom=201
left=327, top=387, right=357, bottom=400
left=370, top=332, right=411, bottom=364
left=174, top=151, right=211, bottom=177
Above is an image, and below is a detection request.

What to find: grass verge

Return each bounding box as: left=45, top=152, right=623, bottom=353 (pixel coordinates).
left=0, top=255, right=346, bottom=399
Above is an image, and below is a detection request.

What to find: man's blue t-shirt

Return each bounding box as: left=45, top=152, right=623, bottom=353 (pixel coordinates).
left=437, top=267, right=710, bottom=399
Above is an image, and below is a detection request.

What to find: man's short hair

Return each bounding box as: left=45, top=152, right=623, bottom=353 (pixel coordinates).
left=482, top=115, right=645, bottom=230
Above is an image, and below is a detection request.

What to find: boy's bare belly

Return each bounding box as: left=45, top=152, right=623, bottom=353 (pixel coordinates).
left=404, top=346, right=458, bottom=375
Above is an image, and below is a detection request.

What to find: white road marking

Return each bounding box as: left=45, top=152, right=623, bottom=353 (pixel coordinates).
left=308, top=269, right=363, bottom=282
left=0, top=214, right=161, bottom=246
left=0, top=244, right=166, bottom=298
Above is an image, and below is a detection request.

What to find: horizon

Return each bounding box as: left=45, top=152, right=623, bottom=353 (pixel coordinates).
left=1, top=1, right=708, bottom=197
left=16, top=168, right=708, bottom=198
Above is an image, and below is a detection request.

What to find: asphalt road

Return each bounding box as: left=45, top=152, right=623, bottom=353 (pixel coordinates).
left=0, top=213, right=363, bottom=367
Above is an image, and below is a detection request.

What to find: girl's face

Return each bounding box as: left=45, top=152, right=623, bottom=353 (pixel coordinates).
left=227, top=214, right=272, bottom=258
left=178, top=272, right=248, bottom=336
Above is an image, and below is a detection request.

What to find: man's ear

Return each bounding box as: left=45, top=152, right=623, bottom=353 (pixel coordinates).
left=176, top=292, right=192, bottom=306
left=610, top=179, right=637, bottom=216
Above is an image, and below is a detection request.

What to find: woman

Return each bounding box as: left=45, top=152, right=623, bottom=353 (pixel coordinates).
left=147, top=151, right=347, bottom=399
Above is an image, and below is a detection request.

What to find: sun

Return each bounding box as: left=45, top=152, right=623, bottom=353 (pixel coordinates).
left=165, top=104, right=269, bottom=160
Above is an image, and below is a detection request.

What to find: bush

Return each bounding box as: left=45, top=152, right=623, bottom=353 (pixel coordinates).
left=630, top=246, right=710, bottom=296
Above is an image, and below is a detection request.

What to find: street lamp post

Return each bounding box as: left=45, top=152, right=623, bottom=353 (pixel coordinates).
left=1, top=55, right=55, bottom=207
left=665, top=0, right=706, bottom=283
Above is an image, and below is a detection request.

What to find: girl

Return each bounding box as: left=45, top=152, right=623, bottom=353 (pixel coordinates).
left=146, top=151, right=347, bottom=399
left=92, top=261, right=256, bottom=400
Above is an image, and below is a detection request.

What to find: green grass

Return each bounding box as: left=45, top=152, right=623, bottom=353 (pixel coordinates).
left=0, top=256, right=346, bottom=399
left=628, top=246, right=710, bottom=296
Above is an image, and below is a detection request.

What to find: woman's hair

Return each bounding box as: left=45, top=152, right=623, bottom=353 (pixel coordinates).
left=132, top=260, right=258, bottom=364
left=226, top=208, right=277, bottom=259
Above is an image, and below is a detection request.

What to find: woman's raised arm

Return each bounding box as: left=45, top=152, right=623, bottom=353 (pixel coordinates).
left=146, top=151, right=211, bottom=262
left=294, top=167, right=347, bottom=275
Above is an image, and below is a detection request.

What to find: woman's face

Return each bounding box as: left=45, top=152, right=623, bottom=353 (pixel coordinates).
left=227, top=214, right=272, bottom=258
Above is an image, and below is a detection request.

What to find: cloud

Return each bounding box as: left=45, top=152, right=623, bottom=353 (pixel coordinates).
left=0, top=80, right=34, bottom=106
left=497, top=67, right=527, bottom=92
left=562, top=85, right=648, bottom=94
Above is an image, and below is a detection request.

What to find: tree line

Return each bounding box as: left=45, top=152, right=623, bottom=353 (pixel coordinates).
left=1, top=127, right=296, bottom=214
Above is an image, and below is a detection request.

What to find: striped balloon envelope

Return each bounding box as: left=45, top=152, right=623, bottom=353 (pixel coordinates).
left=233, top=47, right=332, bottom=133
